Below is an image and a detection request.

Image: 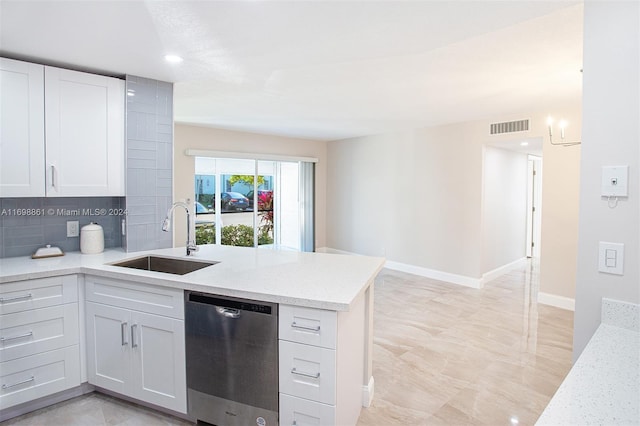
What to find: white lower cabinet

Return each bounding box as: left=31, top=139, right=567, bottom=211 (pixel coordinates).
left=0, top=346, right=81, bottom=409
left=279, top=340, right=336, bottom=405
left=280, top=393, right=336, bottom=426
left=0, top=275, right=80, bottom=411
left=85, top=276, right=186, bottom=414
left=279, top=299, right=366, bottom=426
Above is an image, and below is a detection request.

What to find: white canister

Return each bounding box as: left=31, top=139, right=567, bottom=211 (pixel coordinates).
left=81, top=222, right=104, bottom=254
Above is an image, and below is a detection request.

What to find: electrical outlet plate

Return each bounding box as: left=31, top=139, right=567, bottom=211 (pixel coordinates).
left=67, top=221, right=79, bottom=237
left=601, top=166, right=628, bottom=197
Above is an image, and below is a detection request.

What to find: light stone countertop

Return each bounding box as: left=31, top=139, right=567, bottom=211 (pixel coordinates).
left=0, top=245, right=385, bottom=311
left=536, top=299, right=640, bottom=425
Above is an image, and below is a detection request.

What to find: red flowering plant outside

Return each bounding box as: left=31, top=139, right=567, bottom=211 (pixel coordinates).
left=258, top=191, right=274, bottom=239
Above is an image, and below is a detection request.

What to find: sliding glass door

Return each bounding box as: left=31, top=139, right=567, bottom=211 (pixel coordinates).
left=194, top=156, right=313, bottom=251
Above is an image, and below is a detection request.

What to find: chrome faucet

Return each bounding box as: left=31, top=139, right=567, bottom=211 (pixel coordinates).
left=162, top=201, right=198, bottom=256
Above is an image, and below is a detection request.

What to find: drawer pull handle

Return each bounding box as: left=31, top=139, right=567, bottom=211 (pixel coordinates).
left=2, top=376, right=35, bottom=390
left=131, top=324, right=138, bottom=348
left=0, top=331, right=33, bottom=343
left=121, top=322, right=128, bottom=346
left=291, top=368, right=320, bottom=379
left=291, top=322, right=320, bottom=332
left=0, top=293, right=33, bottom=303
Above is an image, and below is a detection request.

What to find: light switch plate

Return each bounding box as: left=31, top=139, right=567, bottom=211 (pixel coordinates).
left=601, top=166, right=628, bottom=197
left=598, top=242, right=624, bottom=275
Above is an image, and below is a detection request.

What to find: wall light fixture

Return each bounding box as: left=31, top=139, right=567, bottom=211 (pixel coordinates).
left=547, top=116, right=581, bottom=146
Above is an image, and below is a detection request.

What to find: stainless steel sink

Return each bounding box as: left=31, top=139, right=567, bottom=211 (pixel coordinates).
left=110, top=255, right=218, bottom=275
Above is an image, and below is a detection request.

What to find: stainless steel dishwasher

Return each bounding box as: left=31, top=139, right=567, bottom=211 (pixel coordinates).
left=185, top=291, right=279, bottom=426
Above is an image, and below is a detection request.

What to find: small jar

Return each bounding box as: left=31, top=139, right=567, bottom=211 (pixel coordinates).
left=81, top=222, right=104, bottom=254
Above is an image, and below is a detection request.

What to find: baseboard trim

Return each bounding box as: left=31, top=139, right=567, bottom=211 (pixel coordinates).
left=481, top=257, right=528, bottom=286
left=316, top=246, right=358, bottom=255
left=318, top=248, right=528, bottom=290
left=538, top=292, right=575, bottom=311
left=362, top=376, right=375, bottom=408
left=385, top=260, right=482, bottom=289
left=318, top=247, right=483, bottom=288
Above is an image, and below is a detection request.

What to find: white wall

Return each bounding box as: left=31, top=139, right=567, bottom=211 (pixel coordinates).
left=173, top=124, right=328, bottom=249
left=573, top=0, right=639, bottom=359
left=539, top=107, right=582, bottom=307
left=327, top=121, right=487, bottom=282
left=481, top=146, right=529, bottom=273
left=327, top=108, right=581, bottom=289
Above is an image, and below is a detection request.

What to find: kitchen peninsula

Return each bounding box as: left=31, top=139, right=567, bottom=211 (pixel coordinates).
left=0, top=245, right=385, bottom=425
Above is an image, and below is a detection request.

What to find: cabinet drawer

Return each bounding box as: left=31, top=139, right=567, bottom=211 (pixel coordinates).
left=0, top=276, right=78, bottom=315
left=0, top=303, right=79, bottom=362
left=279, top=305, right=337, bottom=349
left=279, top=340, right=336, bottom=405
left=280, top=393, right=336, bottom=426
left=85, top=275, right=184, bottom=319
left=0, top=345, right=81, bottom=409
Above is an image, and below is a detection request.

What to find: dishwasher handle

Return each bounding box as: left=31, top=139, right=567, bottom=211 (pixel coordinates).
left=215, top=306, right=241, bottom=318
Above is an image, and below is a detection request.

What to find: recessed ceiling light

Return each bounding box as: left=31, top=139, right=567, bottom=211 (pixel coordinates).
left=520, top=141, right=529, bottom=146
left=164, top=54, right=183, bottom=63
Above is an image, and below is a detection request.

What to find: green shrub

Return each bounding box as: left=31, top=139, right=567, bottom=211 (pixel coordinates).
left=195, top=223, right=274, bottom=247
left=221, top=224, right=254, bottom=247
left=195, top=224, right=216, bottom=244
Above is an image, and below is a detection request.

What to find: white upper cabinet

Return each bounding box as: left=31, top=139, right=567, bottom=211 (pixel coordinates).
left=0, top=58, right=46, bottom=197
left=0, top=58, right=125, bottom=198
left=45, top=66, right=125, bottom=196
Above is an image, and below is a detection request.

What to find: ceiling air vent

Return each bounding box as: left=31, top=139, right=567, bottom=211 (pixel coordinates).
left=490, top=119, right=529, bottom=135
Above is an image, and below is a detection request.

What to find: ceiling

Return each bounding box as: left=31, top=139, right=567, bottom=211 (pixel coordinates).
left=0, top=1, right=583, bottom=143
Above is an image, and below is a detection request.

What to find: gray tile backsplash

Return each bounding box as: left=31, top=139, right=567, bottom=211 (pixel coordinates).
left=124, top=75, right=173, bottom=252
left=0, top=197, right=124, bottom=257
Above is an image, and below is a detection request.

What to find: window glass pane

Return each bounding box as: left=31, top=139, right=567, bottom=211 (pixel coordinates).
left=279, top=162, right=300, bottom=251
left=219, top=159, right=255, bottom=247
left=257, top=161, right=275, bottom=247
left=194, top=158, right=216, bottom=245
left=192, top=156, right=311, bottom=251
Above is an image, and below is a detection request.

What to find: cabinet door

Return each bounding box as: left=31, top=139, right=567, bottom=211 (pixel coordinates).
left=131, top=311, right=187, bottom=414
left=0, top=58, right=45, bottom=197
left=85, top=302, right=131, bottom=395
left=44, top=66, right=124, bottom=196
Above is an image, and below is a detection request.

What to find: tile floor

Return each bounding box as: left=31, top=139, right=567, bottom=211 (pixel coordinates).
left=3, top=261, right=574, bottom=425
